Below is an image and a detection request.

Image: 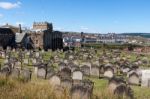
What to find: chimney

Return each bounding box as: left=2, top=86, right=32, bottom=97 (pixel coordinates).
left=19, top=24, right=22, bottom=33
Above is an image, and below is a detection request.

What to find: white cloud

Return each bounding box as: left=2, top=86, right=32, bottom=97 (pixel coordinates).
left=0, top=14, right=3, bottom=18
left=0, top=1, right=21, bottom=10
left=80, top=26, right=89, bottom=30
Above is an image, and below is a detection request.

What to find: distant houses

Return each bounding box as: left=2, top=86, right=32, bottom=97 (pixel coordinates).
left=63, top=32, right=129, bottom=47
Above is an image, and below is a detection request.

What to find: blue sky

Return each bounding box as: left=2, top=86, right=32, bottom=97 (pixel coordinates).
left=0, top=0, right=150, bottom=33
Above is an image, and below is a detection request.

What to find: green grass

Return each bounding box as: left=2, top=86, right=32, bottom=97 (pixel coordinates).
left=88, top=76, right=150, bottom=99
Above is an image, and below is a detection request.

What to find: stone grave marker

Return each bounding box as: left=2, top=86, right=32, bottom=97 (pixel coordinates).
left=1, top=52, right=6, bottom=58
left=35, top=52, right=40, bottom=58
left=141, top=70, right=150, bottom=87
left=23, top=59, right=29, bottom=65
left=10, top=68, right=20, bottom=79
left=81, top=65, right=90, bottom=76
left=37, top=65, right=47, bottom=79
left=20, top=69, right=32, bottom=82
left=128, top=71, right=140, bottom=85
left=72, top=70, right=83, bottom=80
left=46, top=67, right=55, bottom=79
left=61, top=77, right=72, bottom=89
left=60, top=67, right=71, bottom=78
left=90, top=66, right=100, bottom=77
left=71, top=85, right=92, bottom=99
left=32, top=58, right=37, bottom=64
left=0, top=66, right=11, bottom=77
left=49, top=75, right=61, bottom=86
left=114, top=84, right=134, bottom=99
left=108, top=77, right=126, bottom=92
left=104, top=66, right=114, bottom=78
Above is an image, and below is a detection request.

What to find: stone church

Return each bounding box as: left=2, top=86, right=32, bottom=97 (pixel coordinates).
left=0, top=22, right=63, bottom=50
left=29, top=22, right=63, bottom=50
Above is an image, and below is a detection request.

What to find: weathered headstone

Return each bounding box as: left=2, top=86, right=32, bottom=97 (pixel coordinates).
left=81, top=65, right=90, bottom=76
left=60, top=67, right=71, bottom=78
left=128, top=71, right=140, bottom=85
left=49, top=75, right=61, bottom=86
left=61, top=77, right=72, bottom=89
left=37, top=66, right=47, bottom=79
left=20, top=69, right=32, bottom=82
left=71, top=85, right=92, bottom=99
left=104, top=66, right=114, bottom=78
left=141, top=70, right=150, bottom=87
left=72, top=70, right=83, bottom=80
left=90, top=66, right=99, bottom=77
left=10, top=68, right=20, bottom=79
left=23, top=59, right=29, bottom=65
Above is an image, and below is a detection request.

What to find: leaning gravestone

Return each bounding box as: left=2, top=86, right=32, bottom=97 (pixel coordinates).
left=141, top=70, right=150, bottom=87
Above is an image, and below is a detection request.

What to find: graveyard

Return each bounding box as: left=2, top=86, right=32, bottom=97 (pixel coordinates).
left=0, top=47, right=150, bottom=99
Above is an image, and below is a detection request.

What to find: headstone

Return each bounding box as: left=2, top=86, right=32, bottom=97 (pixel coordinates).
left=49, top=75, right=61, bottom=86
left=1, top=52, right=6, bottom=58
left=141, top=70, right=150, bottom=87
left=81, top=65, right=90, bottom=76
left=20, top=69, right=32, bottom=82
left=10, top=68, right=20, bottom=79
left=46, top=67, right=55, bottom=79
left=4, top=59, right=9, bottom=64
left=37, top=67, right=47, bottom=79
left=0, top=66, right=11, bottom=77
left=108, top=77, right=126, bottom=92
left=15, top=61, right=21, bottom=67
left=114, top=84, right=134, bottom=99
left=60, top=67, right=71, bottom=78
left=104, top=66, right=114, bottom=78
left=32, top=58, right=37, bottom=64
left=23, top=59, right=29, bottom=65
left=58, top=62, right=66, bottom=71
left=128, top=72, right=140, bottom=85
left=35, top=52, right=40, bottom=58
left=26, top=52, right=30, bottom=56
left=90, top=66, right=99, bottom=77
left=61, top=77, right=72, bottom=89
left=72, top=70, right=83, bottom=80
left=71, top=85, right=92, bottom=99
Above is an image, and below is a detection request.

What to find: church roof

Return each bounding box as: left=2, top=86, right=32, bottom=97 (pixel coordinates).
left=16, top=32, right=27, bottom=43
left=0, top=28, right=15, bottom=34
left=1, top=24, right=18, bottom=29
